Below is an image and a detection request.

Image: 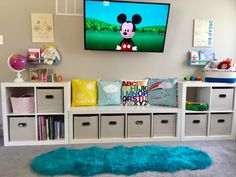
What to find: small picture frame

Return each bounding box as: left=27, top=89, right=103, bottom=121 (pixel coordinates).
left=30, top=68, right=40, bottom=82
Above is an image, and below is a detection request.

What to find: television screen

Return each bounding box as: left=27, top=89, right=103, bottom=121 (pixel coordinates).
left=84, top=0, right=170, bottom=52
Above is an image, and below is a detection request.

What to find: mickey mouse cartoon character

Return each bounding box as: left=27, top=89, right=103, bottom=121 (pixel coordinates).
left=116, top=13, right=142, bottom=51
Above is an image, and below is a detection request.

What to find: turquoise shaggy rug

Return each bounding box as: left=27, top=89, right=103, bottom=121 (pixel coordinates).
left=31, top=145, right=212, bottom=176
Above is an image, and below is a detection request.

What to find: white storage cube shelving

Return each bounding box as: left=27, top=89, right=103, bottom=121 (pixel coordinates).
left=1, top=82, right=71, bottom=146
left=180, top=81, right=236, bottom=141
left=2, top=81, right=236, bottom=146
left=68, top=106, right=181, bottom=144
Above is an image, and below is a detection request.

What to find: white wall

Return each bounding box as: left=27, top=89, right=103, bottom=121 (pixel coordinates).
left=0, top=0, right=236, bottom=126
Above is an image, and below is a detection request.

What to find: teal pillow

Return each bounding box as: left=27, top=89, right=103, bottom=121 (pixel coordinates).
left=98, top=81, right=122, bottom=106
left=147, top=78, right=178, bottom=107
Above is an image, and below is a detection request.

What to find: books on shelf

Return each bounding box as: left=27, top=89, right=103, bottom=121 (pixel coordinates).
left=37, top=116, right=64, bottom=141
left=189, top=49, right=216, bottom=66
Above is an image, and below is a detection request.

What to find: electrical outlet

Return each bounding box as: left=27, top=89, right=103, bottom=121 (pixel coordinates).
left=0, top=35, right=3, bottom=45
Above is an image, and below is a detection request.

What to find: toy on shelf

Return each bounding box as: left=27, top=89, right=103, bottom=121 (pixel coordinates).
left=217, top=58, right=233, bottom=69
left=7, top=54, right=28, bottom=82
left=27, top=45, right=61, bottom=65
left=184, top=75, right=202, bottom=81
left=29, top=67, right=64, bottom=82
left=189, top=49, right=216, bottom=66
left=203, top=58, right=236, bottom=83
left=186, top=101, right=209, bottom=111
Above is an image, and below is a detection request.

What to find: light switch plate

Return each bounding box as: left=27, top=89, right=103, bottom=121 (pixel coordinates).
left=0, top=35, right=3, bottom=45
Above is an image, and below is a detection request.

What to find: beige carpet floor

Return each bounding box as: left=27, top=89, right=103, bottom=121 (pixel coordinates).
left=0, top=138, right=236, bottom=177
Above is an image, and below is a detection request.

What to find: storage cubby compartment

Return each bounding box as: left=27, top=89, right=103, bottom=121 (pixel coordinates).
left=37, top=115, right=64, bottom=141
left=5, top=87, right=34, bottom=114
left=211, top=87, right=234, bottom=111
left=153, top=113, right=176, bottom=137
left=186, top=87, right=210, bottom=110
left=100, top=114, right=125, bottom=138
left=127, top=114, right=151, bottom=138
left=73, top=114, right=99, bottom=139
left=37, top=88, right=64, bottom=113
left=210, top=113, right=232, bottom=136
left=9, top=116, right=36, bottom=141
left=185, top=114, right=207, bottom=136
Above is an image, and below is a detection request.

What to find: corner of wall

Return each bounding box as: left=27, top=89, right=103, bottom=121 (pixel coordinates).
left=0, top=124, right=2, bottom=137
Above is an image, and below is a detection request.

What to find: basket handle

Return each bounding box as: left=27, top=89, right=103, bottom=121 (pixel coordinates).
left=45, top=95, right=54, bottom=99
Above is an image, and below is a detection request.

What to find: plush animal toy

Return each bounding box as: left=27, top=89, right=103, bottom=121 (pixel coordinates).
left=217, top=58, right=233, bottom=69
left=41, top=47, right=60, bottom=65
left=116, top=13, right=142, bottom=51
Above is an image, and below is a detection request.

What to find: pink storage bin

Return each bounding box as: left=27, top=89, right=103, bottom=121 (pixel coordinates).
left=10, top=97, right=35, bottom=114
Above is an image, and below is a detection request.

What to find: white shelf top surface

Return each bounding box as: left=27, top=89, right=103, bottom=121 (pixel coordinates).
left=1, top=81, right=71, bottom=87
left=70, top=105, right=180, bottom=114
left=180, top=81, right=236, bottom=87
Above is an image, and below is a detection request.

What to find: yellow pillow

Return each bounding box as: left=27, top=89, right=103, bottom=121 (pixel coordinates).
left=72, top=80, right=97, bottom=106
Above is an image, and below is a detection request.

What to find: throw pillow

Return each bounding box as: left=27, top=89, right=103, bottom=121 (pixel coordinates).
left=121, top=80, right=148, bottom=106
left=98, top=80, right=122, bottom=106
left=71, top=79, right=97, bottom=106
left=147, top=78, right=178, bottom=107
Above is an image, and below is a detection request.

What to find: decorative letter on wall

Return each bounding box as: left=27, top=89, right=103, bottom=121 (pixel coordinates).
left=31, top=13, right=54, bottom=43
left=193, top=19, right=214, bottom=47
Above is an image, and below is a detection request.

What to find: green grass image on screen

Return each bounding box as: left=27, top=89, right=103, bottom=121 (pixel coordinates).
left=85, top=18, right=166, bottom=52
left=86, top=31, right=165, bottom=52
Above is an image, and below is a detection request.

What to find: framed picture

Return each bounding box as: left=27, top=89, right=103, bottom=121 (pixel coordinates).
left=193, top=19, right=214, bottom=47
left=31, top=13, right=54, bottom=43
left=30, top=68, right=40, bottom=81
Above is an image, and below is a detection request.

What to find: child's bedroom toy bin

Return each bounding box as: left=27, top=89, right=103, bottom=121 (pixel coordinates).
left=203, top=61, right=236, bottom=83
left=204, top=70, right=236, bottom=83
left=10, top=96, right=35, bottom=114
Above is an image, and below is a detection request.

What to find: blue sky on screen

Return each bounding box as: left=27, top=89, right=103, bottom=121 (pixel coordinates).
left=85, top=0, right=170, bottom=27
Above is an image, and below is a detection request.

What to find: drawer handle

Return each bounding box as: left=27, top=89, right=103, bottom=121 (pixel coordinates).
left=219, top=94, right=226, bottom=98
left=82, top=122, right=90, bottom=126
left=45, top=95, right=54, bottom=99
left=161, top=120, right=169, bottom=124
left=135, top=121, right=143, bottom=125
left=18, top=123, right=27, bottom=127
left=218, top=119, right=225, bottom=123
left=193, top=120, right=200, bottom=124
left=109, top=121, right=117, bottom=125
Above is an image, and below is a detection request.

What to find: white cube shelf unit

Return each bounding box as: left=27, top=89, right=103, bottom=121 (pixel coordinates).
left=69, top=106, right=181, bottom=144
left=1, top=82, right=71, bottom=146
left=179, top=81, right=236, bottom=141
left=2, top=81, right=236, bottom=146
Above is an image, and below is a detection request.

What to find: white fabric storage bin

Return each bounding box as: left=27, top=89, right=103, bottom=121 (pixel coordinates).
left=73, top=115, right=98, bottom=139
left=153, top=114, right=176, bottom=137
left=9, top=117, right=36, bottom=141
left=127, top=114, right=151, bottom=138
left=100, top=114, right=125, bottom=138
left=211, top=88, right=234, bottom=111
left=37, top=88, right=63, bottom=113
left=210, top=113, right=232, bottom=136
left=185, top=114, right=207, bottom=136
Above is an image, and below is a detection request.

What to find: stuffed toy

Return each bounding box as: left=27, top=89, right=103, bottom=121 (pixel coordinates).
left=217, top=58, right=233, bottom=69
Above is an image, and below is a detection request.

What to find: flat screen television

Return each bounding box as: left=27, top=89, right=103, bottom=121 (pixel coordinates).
left=84, top=0, right=170, bottom=52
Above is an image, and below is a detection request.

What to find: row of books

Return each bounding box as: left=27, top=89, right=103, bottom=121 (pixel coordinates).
left=37, top=116, right=64, bottom=141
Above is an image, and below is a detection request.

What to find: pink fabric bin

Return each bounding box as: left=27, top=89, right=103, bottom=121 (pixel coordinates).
left=10, top=97, right=35, bottom=114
